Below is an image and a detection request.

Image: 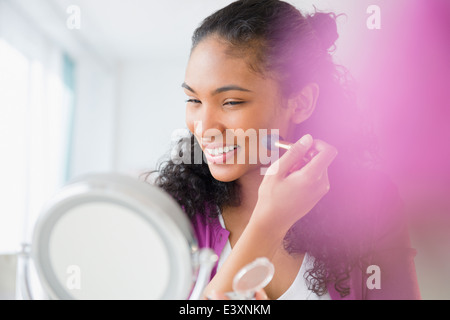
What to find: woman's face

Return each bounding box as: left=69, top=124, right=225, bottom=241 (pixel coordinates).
left=183, top=36, right=294, bottom=182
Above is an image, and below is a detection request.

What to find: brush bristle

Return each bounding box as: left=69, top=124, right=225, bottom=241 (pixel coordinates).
left=261, top=133, right=282, bottom=151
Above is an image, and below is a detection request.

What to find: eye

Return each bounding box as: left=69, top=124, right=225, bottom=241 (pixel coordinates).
left=185, top=99, right=201, bottom=104
left=223, top=101, right=245, bottom=107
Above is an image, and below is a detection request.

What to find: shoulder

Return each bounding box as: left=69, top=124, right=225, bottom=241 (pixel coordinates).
left=189, top=203, right=225, bottom=249
left=190, top=204, right=218, bottom=231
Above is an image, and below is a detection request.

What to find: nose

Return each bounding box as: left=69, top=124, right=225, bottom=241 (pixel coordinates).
left=193, top=106, right=224, bottom=142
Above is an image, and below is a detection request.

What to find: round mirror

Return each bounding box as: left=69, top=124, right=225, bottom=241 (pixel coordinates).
left=23, top=173, right=214, bottom=300
left=224, top=257, right=274, bottom=300
left=233, top=257, right=274, bottom=295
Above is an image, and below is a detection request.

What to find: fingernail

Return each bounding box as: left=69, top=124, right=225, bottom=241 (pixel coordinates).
left=299, top=134, right=313, bottom=147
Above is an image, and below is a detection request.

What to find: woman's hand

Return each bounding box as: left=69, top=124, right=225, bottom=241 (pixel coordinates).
left=202, top=134, right=336, bottom=298
left=252, top=134, right=338, bottom=238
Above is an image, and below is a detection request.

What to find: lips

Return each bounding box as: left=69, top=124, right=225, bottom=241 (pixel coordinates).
left=201, top=142, right=239, bottom=150
left=201, top=143, right=240, bottom=164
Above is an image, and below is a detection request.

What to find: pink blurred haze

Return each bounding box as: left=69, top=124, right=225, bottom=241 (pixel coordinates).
left=354, top=0, right=450, bottom=221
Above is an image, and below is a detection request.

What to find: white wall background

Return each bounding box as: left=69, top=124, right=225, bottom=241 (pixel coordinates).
left=114, top=58, right=188, bottom=175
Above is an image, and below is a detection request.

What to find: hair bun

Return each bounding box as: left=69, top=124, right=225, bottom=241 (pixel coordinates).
left=308, top=12, right=339, bottom=51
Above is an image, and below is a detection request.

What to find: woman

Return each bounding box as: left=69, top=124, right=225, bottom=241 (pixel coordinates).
left=146, top=0, right=420, bottom=300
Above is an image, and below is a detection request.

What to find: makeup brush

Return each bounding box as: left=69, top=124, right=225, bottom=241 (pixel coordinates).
left=261, top=133, right=292, bottom=151
left=261, top=133, right=317, bottom=166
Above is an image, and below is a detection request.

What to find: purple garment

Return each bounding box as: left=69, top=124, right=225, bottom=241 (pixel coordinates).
left=190, top=192, right=421, bottom=300
left=191, top=206, right=230, bottom=278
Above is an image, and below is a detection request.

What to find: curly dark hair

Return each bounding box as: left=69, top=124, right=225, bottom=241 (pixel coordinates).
left=144, top=0, right=380, bottom=298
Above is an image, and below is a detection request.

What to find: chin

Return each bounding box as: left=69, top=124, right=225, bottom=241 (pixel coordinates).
left=208, top=163, right=245, bottom=183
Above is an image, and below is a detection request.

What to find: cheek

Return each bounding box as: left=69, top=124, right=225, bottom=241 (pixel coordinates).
left=264, top=104, right=291, bottom=132
left=244, top=107, right=281, bottom=131
left=185, top=107, right=196, bottom=134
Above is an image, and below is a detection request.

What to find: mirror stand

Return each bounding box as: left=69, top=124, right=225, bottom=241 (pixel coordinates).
left=189, top=248, right=218, bottom=300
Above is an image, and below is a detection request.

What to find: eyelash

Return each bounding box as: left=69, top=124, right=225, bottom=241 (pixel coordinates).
left=185, top=99, right=201, bottom=104
left=185, top=99, right=245, bottom=106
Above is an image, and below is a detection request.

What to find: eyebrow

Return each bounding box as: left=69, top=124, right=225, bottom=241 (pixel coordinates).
left=181, top=82, right=252, bottom=95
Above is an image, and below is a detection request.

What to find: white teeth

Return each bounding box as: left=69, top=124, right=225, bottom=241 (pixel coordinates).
left=206, top=145, right=238, bottom=156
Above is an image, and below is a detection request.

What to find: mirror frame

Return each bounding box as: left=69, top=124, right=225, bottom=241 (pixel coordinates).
left=30, top=173, right=199, bottom=300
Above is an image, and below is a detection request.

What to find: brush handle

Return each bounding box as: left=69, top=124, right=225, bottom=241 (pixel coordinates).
left=274, top=140, right=292, bottom=150
left=275, top=139, right=318, bottom=172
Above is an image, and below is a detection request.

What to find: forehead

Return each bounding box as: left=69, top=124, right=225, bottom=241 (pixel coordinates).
left=185, top=36, right=267, bottom=93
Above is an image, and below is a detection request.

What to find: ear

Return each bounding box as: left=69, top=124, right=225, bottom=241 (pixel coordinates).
left=288, top=83, right=320, bottom=125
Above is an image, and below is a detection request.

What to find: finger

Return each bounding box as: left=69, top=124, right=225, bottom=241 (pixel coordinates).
left=318, top=167, right=331, bottom=193
left=288, top=148, right=317, bottom=174
left=268, top=134, right=314, bottom=177
left=300, top=140, right=338, bottom=176
left=207, top=290, right=230, bottom=300
left=254, top=289, right=269, bottom=300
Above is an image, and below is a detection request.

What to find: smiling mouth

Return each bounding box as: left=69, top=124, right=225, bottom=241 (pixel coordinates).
left=205, top=145, right=239, bottom=156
